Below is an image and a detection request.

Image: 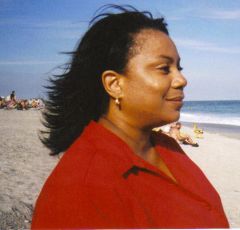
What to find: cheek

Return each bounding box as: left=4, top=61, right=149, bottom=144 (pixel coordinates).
left=124, top=77, right=170, bottom=109
left=143, top=77, right=171, bottom=99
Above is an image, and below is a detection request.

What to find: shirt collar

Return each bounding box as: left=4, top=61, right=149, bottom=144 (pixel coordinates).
left=80, top=120, right=149, bottom=175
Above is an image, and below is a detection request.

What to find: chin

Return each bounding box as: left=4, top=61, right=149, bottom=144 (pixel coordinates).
left=149, top=110, right=180, bottom=127
left=166, top=112, right=180, bottom=124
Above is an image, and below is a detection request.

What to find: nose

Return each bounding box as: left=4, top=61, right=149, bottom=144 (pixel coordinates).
left=172, top=72, right=187, bottom=89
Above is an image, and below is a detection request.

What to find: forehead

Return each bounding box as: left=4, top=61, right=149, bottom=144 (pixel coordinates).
left=130, top=29, right=179, bottom=60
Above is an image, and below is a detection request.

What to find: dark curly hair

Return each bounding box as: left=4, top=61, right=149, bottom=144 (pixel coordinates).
left=41, top=5, right=169, bottom=155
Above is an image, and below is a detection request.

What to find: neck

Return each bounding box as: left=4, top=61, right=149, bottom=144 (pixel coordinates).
left=98, top=115, right=154, bottom=158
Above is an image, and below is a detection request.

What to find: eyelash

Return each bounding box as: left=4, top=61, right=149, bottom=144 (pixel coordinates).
left=178, top=66, right=183, bottom=71
left=158, top=66, right=170, bottom=74
left=157, top=65, right=183, bottom=74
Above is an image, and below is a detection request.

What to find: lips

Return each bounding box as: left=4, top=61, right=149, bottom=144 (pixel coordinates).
left=165, top=95, right=184, bottom=102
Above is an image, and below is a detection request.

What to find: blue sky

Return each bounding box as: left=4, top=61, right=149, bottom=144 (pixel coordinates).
left=0, top=0, right=240, bottom=100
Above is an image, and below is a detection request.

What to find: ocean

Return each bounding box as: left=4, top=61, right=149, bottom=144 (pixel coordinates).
left=180, top=100, right=240, bottom=139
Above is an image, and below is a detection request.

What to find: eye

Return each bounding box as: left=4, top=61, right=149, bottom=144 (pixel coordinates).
left=156, top=65, right=170, bottom=74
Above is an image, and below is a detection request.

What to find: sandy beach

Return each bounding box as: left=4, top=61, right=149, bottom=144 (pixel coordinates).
left=0, top=109, right=239, bottom=228
left=180, top=125, right=240, bottom=227
left=0, top=110, right=59, bottom=229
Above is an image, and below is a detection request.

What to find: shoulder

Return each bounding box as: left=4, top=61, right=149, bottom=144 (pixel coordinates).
left=40, top=132, right=120, bottom=194
left=32, top=135, right=118, bottom=226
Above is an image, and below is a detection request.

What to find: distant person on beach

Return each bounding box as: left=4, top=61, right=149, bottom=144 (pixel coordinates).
left=169, top=122, right=199, bottom=147
left=193, top=123, right=204, bottom=138
left=0, top=97, right=5, bottom=108
left=0, top=97, right=7, bottom=109
left=17, top=99, right=29, bottom=110
left=4, top=90, right=17, bottom=109
left=10, top=91, right=16, bottom=101
left=32, top=5, right=229, bottom=229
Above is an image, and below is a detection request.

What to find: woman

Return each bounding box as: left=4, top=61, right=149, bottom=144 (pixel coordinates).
left=32, top=5, right=229, bottom=228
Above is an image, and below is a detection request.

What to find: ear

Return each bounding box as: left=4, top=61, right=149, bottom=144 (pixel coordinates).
left=101, top=70, right=123, bottom=99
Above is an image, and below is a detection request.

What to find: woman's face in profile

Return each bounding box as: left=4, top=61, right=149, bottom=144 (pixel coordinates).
left=121, top=29, right=187, bottom=127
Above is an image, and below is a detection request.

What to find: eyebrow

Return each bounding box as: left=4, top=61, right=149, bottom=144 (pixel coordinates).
left=158, top=55, right=181, bottom=64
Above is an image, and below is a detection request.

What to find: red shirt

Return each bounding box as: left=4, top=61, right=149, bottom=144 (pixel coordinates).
left=32, top=121, right=229, bottom=228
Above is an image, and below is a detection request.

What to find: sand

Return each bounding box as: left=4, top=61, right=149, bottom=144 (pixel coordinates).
left=0, top=110, right=239, bottom=228
left=0, top=110, right=59, bottom=229
left=180, top=126, right=240, bottom=227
